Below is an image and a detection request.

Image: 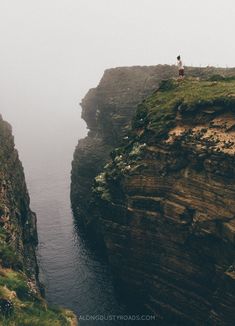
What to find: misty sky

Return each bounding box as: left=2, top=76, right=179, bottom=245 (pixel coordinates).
left=0, top=0, right=235, bottom=169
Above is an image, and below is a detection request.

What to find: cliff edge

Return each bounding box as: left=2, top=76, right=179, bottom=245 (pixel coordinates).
left=71, top=65, right=178, bottom=224
left=71, top=65, right=235, bottom=227
left=0, top=115, right=77, bottom=325
left=92, top=77, right=235, bottom=324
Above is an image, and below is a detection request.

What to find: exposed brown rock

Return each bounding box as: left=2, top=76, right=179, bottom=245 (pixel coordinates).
left=71, top=65, right=235, bottom=224
left=71, top=68, right=235, bottom=325
left=90, top=78, right=235, bottom=324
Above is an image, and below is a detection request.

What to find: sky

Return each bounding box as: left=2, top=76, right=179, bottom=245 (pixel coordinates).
left=0, top=0, right=235, bottom=167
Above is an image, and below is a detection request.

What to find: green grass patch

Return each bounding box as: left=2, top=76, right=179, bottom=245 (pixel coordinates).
left=0, top=303, right=72, bottom=326
left=133, top=77, right=235, bottom=137
left=0, top=226, right=76, bottom=325
left=0, top=270, right=34, bottom=301
left=0, top=269, right=73, bottom=325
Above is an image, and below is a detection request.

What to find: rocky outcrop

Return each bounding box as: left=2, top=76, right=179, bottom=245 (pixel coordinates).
left=0, top=115, right=38, bottom=276
left=91, top=77, right=235, bottom=324
left=0, top=115, right=77, bottom=325
left=71, top=65, right=177, bottom=223
left=71, top=65, right=235, bottom=227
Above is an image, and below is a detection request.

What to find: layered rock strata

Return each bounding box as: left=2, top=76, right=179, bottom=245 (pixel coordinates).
left=71, top=65, right=235, bottom=228
left=91, top=77, right=235, bottom=324
left=0, top=115, right=77, bottom=325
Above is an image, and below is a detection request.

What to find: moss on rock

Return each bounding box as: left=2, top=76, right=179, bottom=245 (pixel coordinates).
left=133, top=77, right=235, bottom=137
left=0, top=266, right=77, bottom=325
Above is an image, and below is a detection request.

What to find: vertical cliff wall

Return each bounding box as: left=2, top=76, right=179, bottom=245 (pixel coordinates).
left=0, top=115, right=77, bottom=325
left=71, top=66, right=235, bottom=324
left=92, top=77, right=235, bottom=324
left=71, top=65, right=235, bottom=227
left=71, top=65, right=178, bottom=224
left=0, top=115, right=38, bottom=275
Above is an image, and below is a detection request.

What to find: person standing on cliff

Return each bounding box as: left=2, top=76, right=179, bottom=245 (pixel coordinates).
left=177, top=55, right=184, bottom=79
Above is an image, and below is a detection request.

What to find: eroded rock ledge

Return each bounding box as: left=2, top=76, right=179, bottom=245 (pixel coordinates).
left=71, top=65, right=235, bottom=227
left=92, top=77, right=235, bottom=324
left=71, top=65, right=178, bottom=223
left=0, top=115, right=77, bottom=325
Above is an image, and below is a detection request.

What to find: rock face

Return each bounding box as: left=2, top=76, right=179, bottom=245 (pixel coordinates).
left=0, top=115, right=38, bottom=276
left=92, top=77, right=235, bottom=324
left=0, top=115, right=77, bottom=325
left=71, top=67, right=235, bottom=324
left=71, top=65, right=235, bottom=227
left=71, top=65, right=176, bottom=223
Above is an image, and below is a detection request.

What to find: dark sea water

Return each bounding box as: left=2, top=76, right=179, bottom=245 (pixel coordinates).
left=16, top=116, right=134, bottom=325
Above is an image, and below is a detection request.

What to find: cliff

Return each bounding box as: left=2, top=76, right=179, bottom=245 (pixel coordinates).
left=92, top=77, right=235, bottom=324
left=0, top=115, right=77, bottom=325
left=71, top=65, right=235, bottom=227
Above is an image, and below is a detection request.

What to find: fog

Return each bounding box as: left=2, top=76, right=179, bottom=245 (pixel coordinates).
left=0, top=0, right=235, bottom=167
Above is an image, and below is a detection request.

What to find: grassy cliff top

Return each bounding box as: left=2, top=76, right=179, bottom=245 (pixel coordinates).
left=133, top=76, right=235, bottom=136
left=93, top=76, right=235, bottom=204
